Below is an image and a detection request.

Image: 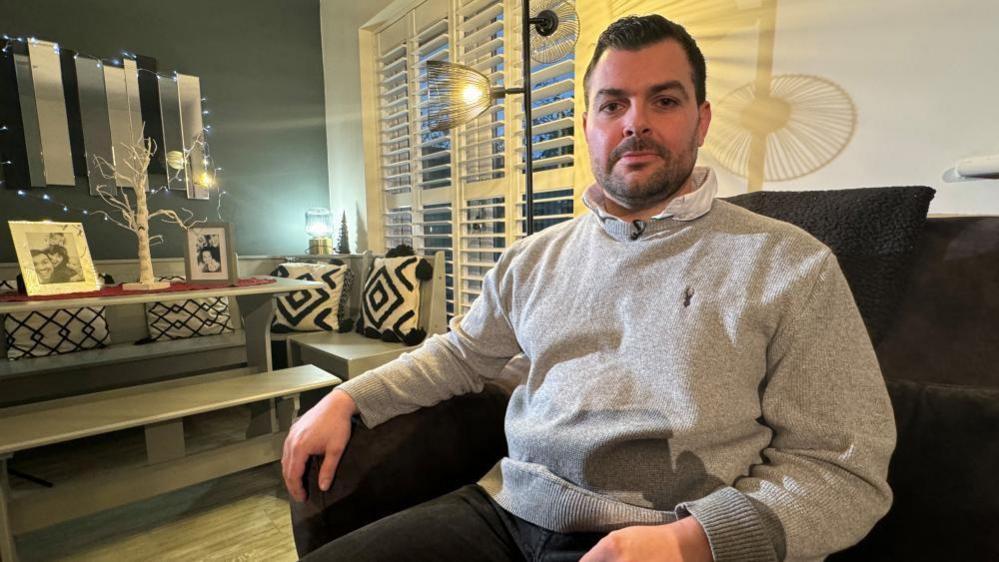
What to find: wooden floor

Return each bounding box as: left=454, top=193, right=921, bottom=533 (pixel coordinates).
left=8, top=407, right=299, bottom=562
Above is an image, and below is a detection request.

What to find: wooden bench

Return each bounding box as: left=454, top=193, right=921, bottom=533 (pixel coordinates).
left=0, top=364, right=342, bottom=562
left=285, top=251, right=448, bottom=380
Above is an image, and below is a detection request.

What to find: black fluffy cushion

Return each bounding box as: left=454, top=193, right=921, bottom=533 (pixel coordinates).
left=830, top=379, right=999, bottom=561
left=725, top=186, right=934, bottom=344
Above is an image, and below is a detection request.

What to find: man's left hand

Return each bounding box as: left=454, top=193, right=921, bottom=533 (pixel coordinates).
left=580, top=517, right=713, bottom=562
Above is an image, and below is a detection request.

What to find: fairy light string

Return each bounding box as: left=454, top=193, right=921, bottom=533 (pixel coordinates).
left=0, top=32, right=228, bottom=222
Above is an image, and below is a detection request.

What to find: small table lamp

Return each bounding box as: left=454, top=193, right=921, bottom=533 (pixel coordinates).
left=305, top=208, right=333, bottom=255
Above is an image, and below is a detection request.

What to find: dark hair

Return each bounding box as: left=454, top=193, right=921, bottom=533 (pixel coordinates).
left=198, top=246, right=220, bottom=264
left=46, top=244, right=70, bottom=262
left=583, top=14, right=707, bottom=107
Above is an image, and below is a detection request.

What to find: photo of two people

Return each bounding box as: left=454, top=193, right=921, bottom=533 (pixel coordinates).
left=25, top=232, right=84, bottom=285
left=195, top=233, right=223, bottom=274
left=184, top=223, right=236, bottom=285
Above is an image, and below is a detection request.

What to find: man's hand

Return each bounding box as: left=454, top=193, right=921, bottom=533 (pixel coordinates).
left=281, top=388, right=358, bottom=503
left=580, top=517, right=713, bottom=562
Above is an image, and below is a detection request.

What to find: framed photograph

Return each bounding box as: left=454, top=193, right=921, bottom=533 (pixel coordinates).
left=9, top=221, right=100, bottom=296
left=184, top=222, right=238, bottom=285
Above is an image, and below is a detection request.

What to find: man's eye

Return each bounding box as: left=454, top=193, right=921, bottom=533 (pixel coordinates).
left=656, top=98, right=679, bottom=108
left=601, top=102, right=622, bottom=113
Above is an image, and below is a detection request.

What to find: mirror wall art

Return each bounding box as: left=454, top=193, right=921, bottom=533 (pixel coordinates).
left=0, top=35, right=209, bottom=199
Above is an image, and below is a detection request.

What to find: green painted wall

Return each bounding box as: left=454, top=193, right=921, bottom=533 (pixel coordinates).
left=0, top=0, right=328, bottom=262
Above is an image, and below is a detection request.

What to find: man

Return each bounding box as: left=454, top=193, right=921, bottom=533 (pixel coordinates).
left=283, top=15, right=895, bottom=562
left=30, top=250, right=55, bottom=284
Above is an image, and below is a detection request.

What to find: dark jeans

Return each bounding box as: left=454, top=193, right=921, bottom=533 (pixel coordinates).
left=301, top=485, right=607, bottom=562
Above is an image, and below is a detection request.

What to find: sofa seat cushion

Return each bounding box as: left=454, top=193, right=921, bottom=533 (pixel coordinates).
left=831, top=378, right=999, bottom=561
left=725, top=185, right=934, bottom=344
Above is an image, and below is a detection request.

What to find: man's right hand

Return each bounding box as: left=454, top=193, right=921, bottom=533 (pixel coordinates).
left=281, top=388, right=358, bottom=503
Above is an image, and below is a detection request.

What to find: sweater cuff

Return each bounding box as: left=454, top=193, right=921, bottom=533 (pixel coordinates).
left=676, top=487, right=778, bottom=562
left=335, top=372, right=403, bottom=428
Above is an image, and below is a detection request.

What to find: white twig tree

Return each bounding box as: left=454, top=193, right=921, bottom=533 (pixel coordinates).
left=92, top=126, right=212, bottom=290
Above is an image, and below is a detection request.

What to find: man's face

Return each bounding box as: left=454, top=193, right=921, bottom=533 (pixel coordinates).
left=583, top=40, right=711, bottom=210
left=33, top=254, right=54, bottom=282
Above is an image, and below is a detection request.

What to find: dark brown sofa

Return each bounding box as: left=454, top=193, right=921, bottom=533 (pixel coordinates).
left=291, top=193, right=999, bottom=561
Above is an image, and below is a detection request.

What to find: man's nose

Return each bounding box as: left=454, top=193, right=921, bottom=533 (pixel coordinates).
left=623, top=105, right=652, bottom=137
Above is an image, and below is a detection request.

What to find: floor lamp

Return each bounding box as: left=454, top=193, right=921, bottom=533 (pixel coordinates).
left=426, top=0, right=578, bottom=236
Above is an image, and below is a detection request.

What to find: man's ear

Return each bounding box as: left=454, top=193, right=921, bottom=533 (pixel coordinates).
left=696, top=101, right=712, bottom=147
left=582, top=110, right=588, bottom=132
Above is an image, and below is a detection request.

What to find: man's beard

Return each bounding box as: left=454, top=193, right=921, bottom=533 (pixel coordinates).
left=594, top=134, right=698, bottom=210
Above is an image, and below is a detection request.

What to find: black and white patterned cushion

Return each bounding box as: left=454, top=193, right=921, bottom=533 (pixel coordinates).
left=143, top=276, right=234, bottom=342
left=357, top=256, right=431, bottom=345
left=2, top=279, right=111, bottom=360
left=271, top=263, right=350, bottom=332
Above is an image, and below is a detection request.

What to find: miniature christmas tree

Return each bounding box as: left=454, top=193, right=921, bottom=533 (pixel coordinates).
left=335, top=211, right=350, bottom=254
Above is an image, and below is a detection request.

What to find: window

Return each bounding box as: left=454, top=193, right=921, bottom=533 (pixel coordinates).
left=365, top=0, right=577, bottom=319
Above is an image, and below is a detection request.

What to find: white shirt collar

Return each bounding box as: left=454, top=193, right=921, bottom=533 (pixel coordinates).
left=582, top=167, right=717, bottom=223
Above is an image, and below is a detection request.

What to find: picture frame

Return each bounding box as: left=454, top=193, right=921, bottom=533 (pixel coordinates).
left=184, top=222, right=239, bottom=285
left=8, top=221, right=100, bottom=296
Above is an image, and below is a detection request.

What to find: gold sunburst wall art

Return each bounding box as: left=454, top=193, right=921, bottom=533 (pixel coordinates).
left=706, top=74, right=857, bottom=184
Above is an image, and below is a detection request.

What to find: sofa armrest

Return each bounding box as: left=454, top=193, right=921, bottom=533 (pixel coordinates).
left=290, top=383, right=510, bottom=557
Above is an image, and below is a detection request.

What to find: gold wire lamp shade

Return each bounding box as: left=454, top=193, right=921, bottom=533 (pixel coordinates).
left=426, top=61, right=495, bottom=132
left=425, top=0, right=579, bottom=235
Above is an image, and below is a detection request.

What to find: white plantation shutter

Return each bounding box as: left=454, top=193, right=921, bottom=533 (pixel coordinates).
left=416, top=202, right=455, bottom=318
left=365, top=0, right=579, bottom=320
left=377, top=19, right=414, bottom=247
left=412, top=11, right=457, bottom=319
left=459, top=196, right=506, bottom=315
left=508, top=2, right=576, bottom=174
left=378, top=43, right=412, bottom=195
left=516, top=187, right=574, bottom=238
left=384, top=207, right=414, bottom=248
left=456, top=0, right=507, bottom=183
left=415, top=17, right=453, bottom=192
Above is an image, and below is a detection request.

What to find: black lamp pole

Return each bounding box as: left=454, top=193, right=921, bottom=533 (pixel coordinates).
left=522, top=0, right=535, bottom=236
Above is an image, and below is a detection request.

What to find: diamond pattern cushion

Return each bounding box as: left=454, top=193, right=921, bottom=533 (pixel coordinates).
left=143, top=276, right=235, bottom=341
left=357, top=256, right=429, bottom=344
left=271, top=263, right=350, bottom=332
left=2, top=279, right=111, bottom=360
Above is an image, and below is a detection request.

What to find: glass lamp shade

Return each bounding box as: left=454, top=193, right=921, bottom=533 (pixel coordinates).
left=305, top=208, right=333, bottom=239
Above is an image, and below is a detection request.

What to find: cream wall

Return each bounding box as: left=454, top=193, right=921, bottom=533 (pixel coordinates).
left=705, top=0, right=999, bottom=214
left=320, top=0, right=397, bottom=252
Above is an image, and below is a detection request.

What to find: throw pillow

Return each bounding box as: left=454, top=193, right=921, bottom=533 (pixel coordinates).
left=271, top=262, right=350, bottom=332
left=142, top=276, right=235, bottom=342
left=829, top=379, right=999, bottom=561
left=357, top=255, right=432, bottom=345
left=2, top=279, right=111, bottom=359
left=724, top=185, right=935, bottom=344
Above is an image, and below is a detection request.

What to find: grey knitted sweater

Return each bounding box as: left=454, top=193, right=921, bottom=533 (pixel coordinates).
left=338, top=170, right=896, bottom=561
